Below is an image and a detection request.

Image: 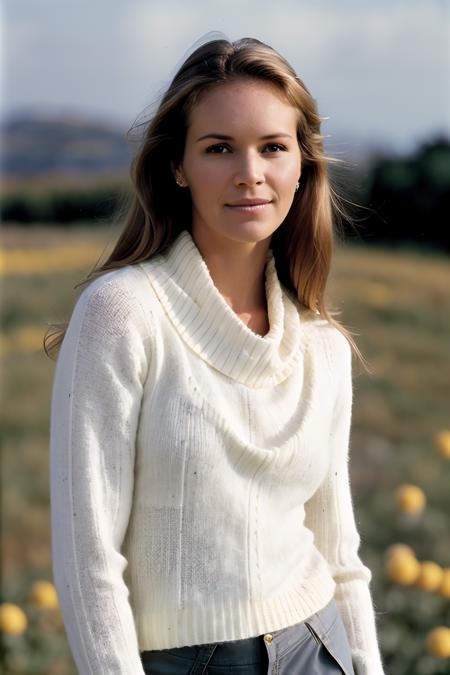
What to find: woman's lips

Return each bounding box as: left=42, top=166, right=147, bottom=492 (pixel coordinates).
left=225, top=202, right=272, bottom=213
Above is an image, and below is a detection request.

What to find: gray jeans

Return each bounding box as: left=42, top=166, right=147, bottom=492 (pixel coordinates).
left=140, top=596, right=356, bottom=674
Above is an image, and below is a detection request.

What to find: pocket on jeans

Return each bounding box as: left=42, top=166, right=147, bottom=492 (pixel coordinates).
left=304, top=614, right=355, bottom=675
left=140, top=647, right=199, bottom=675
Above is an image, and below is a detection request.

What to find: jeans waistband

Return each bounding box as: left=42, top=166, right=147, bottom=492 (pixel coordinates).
left=169, top=596, right=337, bottom=665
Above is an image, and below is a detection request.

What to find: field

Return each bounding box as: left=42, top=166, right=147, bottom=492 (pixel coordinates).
left=1, top=223, right=449, bottom=674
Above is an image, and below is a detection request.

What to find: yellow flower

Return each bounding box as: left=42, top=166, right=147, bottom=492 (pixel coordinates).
left=426, top=626, right=450, bottom=658
left=384, top=543, right=416, bottom=560
left=435, top=430, right=450, bottom=459
left=395, top=484, right=426, bottom=515
left=415, top=561, right=445, bottom=592
left=0, top=603, right=28, bottom=635
left=385, top=549, right=420, bottom=585
left=437, top=568, right=450, bottom=599
left=29, top=580, right=59, bottom=610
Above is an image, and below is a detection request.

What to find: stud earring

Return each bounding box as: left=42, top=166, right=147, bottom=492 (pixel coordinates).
left=175, top=176, right=186, bottom=187
left=295, top=180, right=300, bottom=192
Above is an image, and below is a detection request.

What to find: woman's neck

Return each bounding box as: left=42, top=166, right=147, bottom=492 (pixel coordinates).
left=190, top=225, right=271, bottom=313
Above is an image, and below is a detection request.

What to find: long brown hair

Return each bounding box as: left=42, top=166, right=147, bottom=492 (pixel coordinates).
left=44, top=35, right=371, bottom=374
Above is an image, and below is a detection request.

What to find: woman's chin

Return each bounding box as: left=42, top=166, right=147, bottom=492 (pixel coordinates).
left=221, top=224, right=274, bottom=244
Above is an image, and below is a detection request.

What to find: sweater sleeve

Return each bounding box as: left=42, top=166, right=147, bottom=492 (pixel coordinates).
left=49, top=275, right=151, bottom=675
left=304, top=333, right=386, bottom=675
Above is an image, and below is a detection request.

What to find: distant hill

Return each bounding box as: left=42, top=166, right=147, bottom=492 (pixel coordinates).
left=0, top=111, right=133, bottom=186
left=0, top=109, right=402, bottom=188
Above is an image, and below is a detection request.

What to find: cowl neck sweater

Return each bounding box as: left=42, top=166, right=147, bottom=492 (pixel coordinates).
left=49, top=228, right=387, bottom=675
left=143, top=228, right=310, bottom=387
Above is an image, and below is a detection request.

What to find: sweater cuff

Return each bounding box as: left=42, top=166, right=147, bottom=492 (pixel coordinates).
left=334, top=579, right=387, bottom=675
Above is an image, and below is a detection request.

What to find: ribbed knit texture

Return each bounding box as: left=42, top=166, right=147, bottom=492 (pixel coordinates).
left=50, top=228, right=386, bottom=675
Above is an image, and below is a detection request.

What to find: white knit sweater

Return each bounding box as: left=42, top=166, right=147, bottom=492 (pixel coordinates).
left=50, top=228, right=386, bottom=675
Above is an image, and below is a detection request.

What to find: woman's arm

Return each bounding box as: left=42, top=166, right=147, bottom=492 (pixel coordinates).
left=49, top=274, right=151, bottom=675
left=304, top=333, right=386, bottom=675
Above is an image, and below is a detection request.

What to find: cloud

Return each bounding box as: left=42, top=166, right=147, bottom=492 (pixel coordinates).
left=2, top=0, right=449, bottom=148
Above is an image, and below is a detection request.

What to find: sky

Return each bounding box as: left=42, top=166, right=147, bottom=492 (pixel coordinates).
left=2, top=0, right=449, bottom=156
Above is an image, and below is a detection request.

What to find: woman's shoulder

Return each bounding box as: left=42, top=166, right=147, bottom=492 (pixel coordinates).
left=83, top=261, right=159, bottom=304
left=70, top=263, right=159, bottom=339
left=293, top=298, right=348, bottom=346
left=294, top=303, right=351, bottom=372
left=319, top=320, right=351, bottom=355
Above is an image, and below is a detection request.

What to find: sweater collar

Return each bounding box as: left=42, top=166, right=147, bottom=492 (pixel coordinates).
left=138, top=229, right=308, bottom=388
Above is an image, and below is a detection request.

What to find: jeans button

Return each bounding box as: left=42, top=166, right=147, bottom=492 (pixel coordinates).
left=264, top=633, right=273, bottom=643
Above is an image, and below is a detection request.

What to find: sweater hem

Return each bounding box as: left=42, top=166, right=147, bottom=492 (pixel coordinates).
left=135, top=568, right=336, bottom=651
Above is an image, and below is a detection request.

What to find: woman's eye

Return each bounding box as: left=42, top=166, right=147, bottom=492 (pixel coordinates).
left=204, top=143, right=287, bottom=154
left=264, top=143, right=287, bottom=152
left=205, top=144, right=229, bottom=153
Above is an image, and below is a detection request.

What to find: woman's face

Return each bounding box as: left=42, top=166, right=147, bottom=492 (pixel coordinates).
left=175, top=77, right=302, bottom=247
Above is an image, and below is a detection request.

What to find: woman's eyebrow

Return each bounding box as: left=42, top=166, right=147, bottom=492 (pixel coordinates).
left=195, top=133, right=293, bottom=143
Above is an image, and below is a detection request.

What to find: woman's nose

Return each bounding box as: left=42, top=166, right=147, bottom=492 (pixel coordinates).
left=233, top=152, right=265, bottom=186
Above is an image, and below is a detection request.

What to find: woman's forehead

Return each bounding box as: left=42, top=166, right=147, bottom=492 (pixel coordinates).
left=187, top=80, right=298, bottom=133
left=194, top=77, right=289, bottom=108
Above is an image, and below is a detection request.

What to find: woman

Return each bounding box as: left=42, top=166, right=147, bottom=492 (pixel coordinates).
left=46, top=36, right=386, bottom=675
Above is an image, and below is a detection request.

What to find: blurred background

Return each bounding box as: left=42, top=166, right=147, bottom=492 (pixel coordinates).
left=1, top=1, right=450, bottom=673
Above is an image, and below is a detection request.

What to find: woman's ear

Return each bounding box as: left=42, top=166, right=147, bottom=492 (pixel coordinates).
left=171, top=161, right=187, bottom=187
